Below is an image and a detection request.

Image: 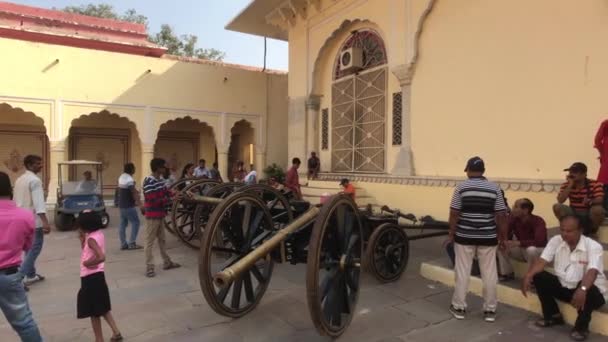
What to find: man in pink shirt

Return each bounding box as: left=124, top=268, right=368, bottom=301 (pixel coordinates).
left=0, top=171, right=42, bottom=341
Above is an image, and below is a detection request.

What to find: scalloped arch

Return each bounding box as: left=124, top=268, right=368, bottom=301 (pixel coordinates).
left=310, top=18, right=386, bottom=95
left=0, top=102, right=47, bottom=133
left=159, top=115, right=216, bottom=137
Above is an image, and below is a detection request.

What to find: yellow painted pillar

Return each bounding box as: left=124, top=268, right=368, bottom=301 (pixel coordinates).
left=217, top=145, right=229, bottom=182
left=141, top=143, right=154, bottom=186
left=255, top=148, right=266, bottom=179
left=47, top=139, right=67, bottom=205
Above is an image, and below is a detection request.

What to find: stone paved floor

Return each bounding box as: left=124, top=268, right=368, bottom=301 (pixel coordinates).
left=0, top=208, right=604, bottom=341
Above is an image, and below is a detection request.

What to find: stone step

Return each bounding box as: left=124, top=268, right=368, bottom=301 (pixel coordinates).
left=508, top=258, right=608, bottom=281
left=547, top=225, right=608, bottom=246
left=505, top=243, right=608, bottom=279
left=302, top=194, right=377, bottom=206
left=301, top=185, right=369, bottom=197
left=306, top=179, right=345, bottom=189
left=420, top=259, right=608, bottom=336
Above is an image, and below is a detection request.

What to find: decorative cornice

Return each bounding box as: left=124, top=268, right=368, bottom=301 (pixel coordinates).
left=318, top=172, right=564, bottom=193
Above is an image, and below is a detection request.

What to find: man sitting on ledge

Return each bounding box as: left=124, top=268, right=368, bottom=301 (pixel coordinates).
left=497, top=198, right=547, bottom=282
left=522, top=215, right=606, bottom=341
left=554, top=162, right=605, bottom=237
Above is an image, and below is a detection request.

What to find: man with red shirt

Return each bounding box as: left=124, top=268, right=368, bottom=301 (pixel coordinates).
left=142, top=158, right=180, bottom=278
left=497, top=198, right=547, bottom=281
left=553, top=162, right=605, bottom=236
left=0, top=171, right=42, bottom=341
left=285, top=158, right=302, bottom=200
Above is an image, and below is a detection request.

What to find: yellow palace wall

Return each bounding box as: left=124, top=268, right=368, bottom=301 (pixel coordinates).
left=286, top=0, right=607, bottom=224
left=0, top=37, right=288, bottom=203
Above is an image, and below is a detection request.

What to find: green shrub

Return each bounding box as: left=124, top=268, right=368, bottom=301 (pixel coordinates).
left=263, top=163, right=286, bottom=183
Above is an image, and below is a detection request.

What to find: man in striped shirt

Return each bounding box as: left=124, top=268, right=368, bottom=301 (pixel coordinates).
left=448, top=157, right=508, bottom=322
left=553, top=162, right=605, bottom=237
left=142, top=158, right=180, bottom=278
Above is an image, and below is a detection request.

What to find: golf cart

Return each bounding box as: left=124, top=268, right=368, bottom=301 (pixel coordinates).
left=54, top=160, right=110, bottom=231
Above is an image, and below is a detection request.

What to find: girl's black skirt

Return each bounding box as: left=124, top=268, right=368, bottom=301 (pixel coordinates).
left=77, top=272, right=111, bottom=318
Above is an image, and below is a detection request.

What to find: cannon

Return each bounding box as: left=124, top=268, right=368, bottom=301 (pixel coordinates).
left=173, top=183, right=292, bottom=249
left=196, top=189, right=449, bottom=337
left=163, top=178, right=216, bottom=235
left=175, top=182, right=245, bottom=249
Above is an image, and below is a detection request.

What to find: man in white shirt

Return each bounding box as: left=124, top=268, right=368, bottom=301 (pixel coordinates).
left=522, top=215, right=606, bottom=341
left=13, top=155, right=51, bottom=286
left=193, top=159, right=210, bottom=179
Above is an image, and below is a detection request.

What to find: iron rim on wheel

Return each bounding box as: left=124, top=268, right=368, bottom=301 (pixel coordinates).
left=163, top=177, right=198, bottom=234
left=365, top=223, right=409, bottom=283
left=170, top=179, right=219, bottom=238
left=238, top=184, right=294, bottom=228
left=306, top=195, right=363, bottom=338
left=199, top=192, right=275, bottom=317
left=179, top=182, right=244, bottom=249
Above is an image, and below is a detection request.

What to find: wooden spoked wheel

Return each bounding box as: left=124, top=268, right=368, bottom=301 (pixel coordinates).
left=238, top=184, right=293, bottom=228
left=163, top=177, right=198, bottom=235
left=199, top=192, right=276, bottom=317
left=306, top=195, right=363, bottom=338
left=179, top=183, right=245, bottom=249
left=170, top=179, right=219, bottom=237
left=365, top=223, right=409, bottom=283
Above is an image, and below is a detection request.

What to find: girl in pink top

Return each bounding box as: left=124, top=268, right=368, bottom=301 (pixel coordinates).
left=76, top=211, right=122, bottom=342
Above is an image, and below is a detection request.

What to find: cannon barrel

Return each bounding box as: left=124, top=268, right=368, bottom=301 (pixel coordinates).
left=186, top=195, right=223, bottom=205
left=214, top=206, right=320, bottom=288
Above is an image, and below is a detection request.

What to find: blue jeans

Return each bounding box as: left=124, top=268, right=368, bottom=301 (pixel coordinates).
left=119, top=207, right=140, bottom=247
left=21, top=229, right=44, bottom=278
left=0, top=271, right=42, bottom=341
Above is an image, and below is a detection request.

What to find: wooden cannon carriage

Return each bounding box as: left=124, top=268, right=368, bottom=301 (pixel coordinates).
left=177, top=185, right=449, bottom=337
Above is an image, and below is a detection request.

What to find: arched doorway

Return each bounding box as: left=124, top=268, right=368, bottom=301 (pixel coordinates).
left=69, top=111, right=140, bottom=196
left=228, top=120, right=254, bottom=181
left=331, top=29, right=388, bottom=173
left=155, top=117, right=216, bottom=178
left=0, top=103, right=49, bottom=190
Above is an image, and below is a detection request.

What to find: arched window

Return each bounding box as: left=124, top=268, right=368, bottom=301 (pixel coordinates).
left=334, top=29, right=387, bottom=80
left=331, top=29, right=387, bottom=173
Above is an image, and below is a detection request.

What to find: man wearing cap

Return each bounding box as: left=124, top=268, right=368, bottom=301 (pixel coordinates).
left=448, top=157, right=508, bottom=322
left=553, top=162, right=605, bottom=236
left=339, top=178, right=356, bottom=200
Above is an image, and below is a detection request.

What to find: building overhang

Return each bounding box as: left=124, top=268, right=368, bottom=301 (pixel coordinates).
left=226, top=0, right=321, bottom=41
left=0, top=1, right=166, bottom=57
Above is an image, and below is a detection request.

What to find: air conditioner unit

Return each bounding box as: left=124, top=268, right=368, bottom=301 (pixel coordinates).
left=339, top=47, right=363, bottom=72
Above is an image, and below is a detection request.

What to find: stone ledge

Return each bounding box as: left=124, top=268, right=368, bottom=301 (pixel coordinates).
left=318, top=173, right=564, bottom=193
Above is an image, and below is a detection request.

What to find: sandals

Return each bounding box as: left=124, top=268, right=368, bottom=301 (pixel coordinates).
left=570, top=330, right=588, bottom=341
left=146, top=266, right=156, bottom=278
left=163, top=262, right=181, bottom=270
left=535, top=316, right=565, bottom=328
left=110, top=333, right=124, bottom=341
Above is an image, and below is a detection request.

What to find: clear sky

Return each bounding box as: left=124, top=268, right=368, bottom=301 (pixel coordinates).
left=12, top=0, right=289, bottom=70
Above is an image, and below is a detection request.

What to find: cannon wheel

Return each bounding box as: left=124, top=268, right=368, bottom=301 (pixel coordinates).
left=180, top=183, right=245, bottom=249
left=163, top=177, right=199, bottom=235
left=238, top=184, right=293, bottom=227
left=306, top=195, right=363, bottom=338
left=199, top=192, right=276, bottom=317
left=365, top=223, right=409, bottom=283
left=170, top=179, right=219, bottom=237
